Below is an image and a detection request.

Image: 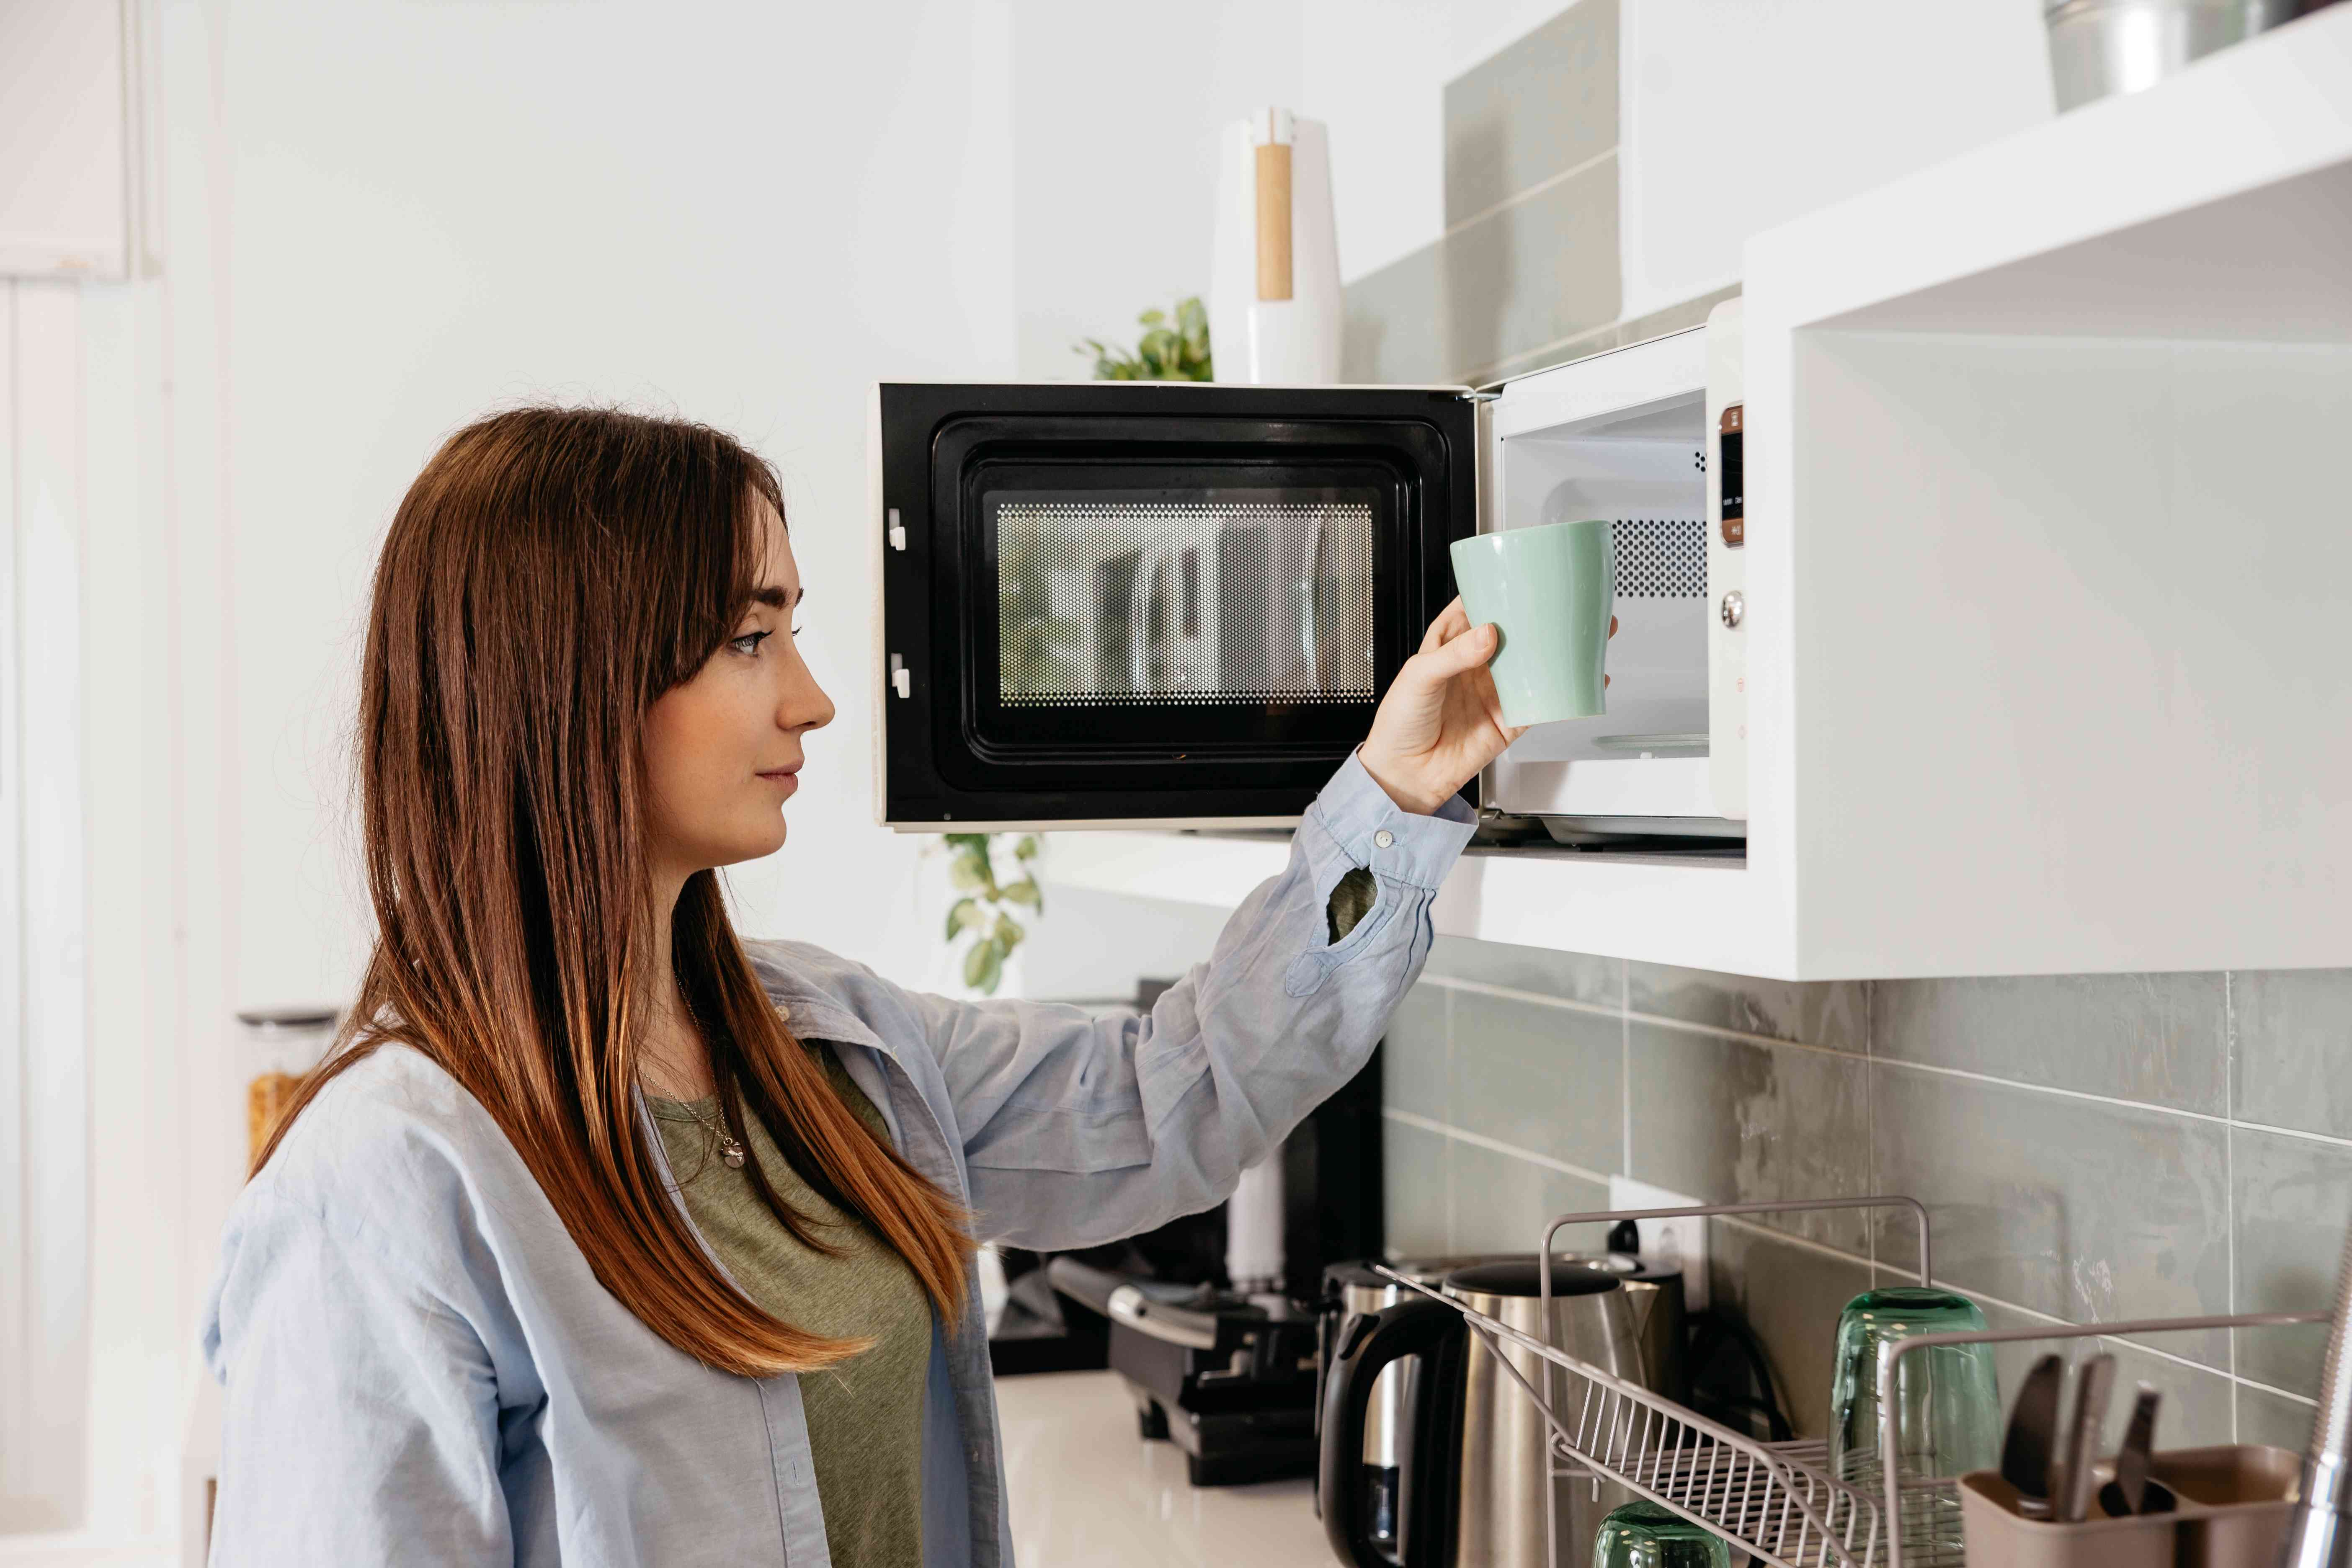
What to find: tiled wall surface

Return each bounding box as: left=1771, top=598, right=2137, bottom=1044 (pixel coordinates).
left=1383, top=939, right=2351, bottom=1447
left=1341, top=0, right=1737, bottom=388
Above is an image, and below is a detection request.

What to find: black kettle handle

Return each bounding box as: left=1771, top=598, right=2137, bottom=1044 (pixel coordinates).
left=1318, top=1296, right=1462, bottom=1568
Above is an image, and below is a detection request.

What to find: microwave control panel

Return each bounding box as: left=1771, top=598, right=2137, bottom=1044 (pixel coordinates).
left=1704, top=298, right=1748, bottom=821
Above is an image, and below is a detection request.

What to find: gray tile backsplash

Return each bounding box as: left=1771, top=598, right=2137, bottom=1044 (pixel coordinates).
left=2230, top=1125, right=2352, bottom=1398
left=2233, top=969, right=2352, bottom=1138
left=1448, top=986, right=1621, bottom=1174
left=1627, top=1020, right=1872, bottom=1253
left=1875, top=973, right=2229, bottom=1114
left=1342, top=0, right=1624, bottom=388
left=1627, top=961, right=1867, bottom=1055
left=1870, top=1068, right=2233, bottom=1368
left=1440, top=147, right=1621, bottom=380
left=1372, top=939, right=2346, bottom=1446
left=1425, top=934, right=1622, bottom=1008
left=1443, top=0, right=1618, bottom=228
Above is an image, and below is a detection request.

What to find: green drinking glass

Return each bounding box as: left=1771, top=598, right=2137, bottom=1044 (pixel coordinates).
left=1593, top=1500, right=1732, bottom=1568
left=1827, top=1288, right=2001, bottom=1561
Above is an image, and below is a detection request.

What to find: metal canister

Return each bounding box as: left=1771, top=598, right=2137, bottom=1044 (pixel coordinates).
left=2043, top=0, right=2297, bottom=111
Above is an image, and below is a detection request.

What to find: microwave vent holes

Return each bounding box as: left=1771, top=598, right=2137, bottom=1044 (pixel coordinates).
left=1611, top=517, right=1707, bottom=600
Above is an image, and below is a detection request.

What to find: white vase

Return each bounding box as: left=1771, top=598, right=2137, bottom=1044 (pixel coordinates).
left=1210, top=107, right=1343, bottom=386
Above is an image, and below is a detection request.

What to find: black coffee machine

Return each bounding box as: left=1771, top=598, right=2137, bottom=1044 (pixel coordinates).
left=1024, top=980, right=1384, bottom=1485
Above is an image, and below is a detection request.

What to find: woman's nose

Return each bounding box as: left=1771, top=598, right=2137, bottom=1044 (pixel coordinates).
left=782, top=658, right=836, bottom=733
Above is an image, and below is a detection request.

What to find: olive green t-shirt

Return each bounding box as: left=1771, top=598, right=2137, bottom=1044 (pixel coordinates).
left=649, top=1047, right=931, bottom=1568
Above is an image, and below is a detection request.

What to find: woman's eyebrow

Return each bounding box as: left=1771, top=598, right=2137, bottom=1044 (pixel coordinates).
left=746, top=586, right=799, bottom=610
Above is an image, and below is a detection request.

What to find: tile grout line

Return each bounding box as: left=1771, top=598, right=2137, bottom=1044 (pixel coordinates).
left=1619, top=959, right=1632, bottom=1181
left=1457, top=284, right=1744, bottom=389
left=2236, top=1373, right=2320, bottom=1408
left=1426, top=973, right=1870, bottom=1059
left=2226, top=969, right=2240, bottom=1442
left=1865, top=980, right=1880, bottom=1282
left=1459, top=322, right=1621, bottom=389
left=1441, top=985, right=1457, bottom=1255
left=1425, top=973, right=2352, bottom=1152
left=1439, top=145, right=1617, bottom=244
left=1382, top=1106, right=1617, bottom=1191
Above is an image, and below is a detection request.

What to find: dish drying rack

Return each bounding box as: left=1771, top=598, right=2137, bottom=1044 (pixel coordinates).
left=1371, top=1196, right=2329, bottom=1568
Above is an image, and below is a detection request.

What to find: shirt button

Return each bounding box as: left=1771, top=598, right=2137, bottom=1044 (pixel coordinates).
left=776, top=1002, right=792, bottom=1022
left=1374, top=830, right=1395, bottom=849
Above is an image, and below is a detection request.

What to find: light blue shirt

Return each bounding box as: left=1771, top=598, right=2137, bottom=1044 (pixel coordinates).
left=200, top=752, right=1475, bottom=1566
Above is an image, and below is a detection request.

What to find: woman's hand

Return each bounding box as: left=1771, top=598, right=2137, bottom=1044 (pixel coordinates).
left=1357, top=598, right=1615, bottom=816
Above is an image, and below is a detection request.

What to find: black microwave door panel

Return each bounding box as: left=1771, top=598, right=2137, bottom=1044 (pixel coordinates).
left=879, top=383, right=1477, bottom=825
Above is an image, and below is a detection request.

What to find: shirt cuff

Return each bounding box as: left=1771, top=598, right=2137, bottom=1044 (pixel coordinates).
left=1303, top=748, right=1478, bottom=892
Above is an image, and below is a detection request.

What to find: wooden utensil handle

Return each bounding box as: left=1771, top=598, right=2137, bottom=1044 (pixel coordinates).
left=1255, top=141, right=1292, bottom=302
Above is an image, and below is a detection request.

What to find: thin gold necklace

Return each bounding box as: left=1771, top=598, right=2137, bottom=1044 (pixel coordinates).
left=687, top=1096, right=747, bottom=1170
left=653, top=998, right=744, bottom=1169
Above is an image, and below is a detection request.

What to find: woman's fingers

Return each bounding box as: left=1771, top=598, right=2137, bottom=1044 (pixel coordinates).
left=1416, top=619, right=1498, bottom=682
left=1420, top=596, right=1471, bottom=655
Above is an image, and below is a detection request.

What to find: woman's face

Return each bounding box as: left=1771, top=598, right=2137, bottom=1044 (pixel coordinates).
left=641, top=500, right=836, bottom=883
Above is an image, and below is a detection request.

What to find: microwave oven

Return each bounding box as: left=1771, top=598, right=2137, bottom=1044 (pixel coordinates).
left=872, top=302, right=1746, bottom=839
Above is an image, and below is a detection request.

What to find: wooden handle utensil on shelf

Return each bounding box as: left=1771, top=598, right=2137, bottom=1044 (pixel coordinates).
left=1255, top=125, right=1292, bottom=302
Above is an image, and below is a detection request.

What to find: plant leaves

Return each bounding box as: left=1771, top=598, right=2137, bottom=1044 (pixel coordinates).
left=964, top=936, right=1003, bottom=994
left=945, top=897, right=984, bottom=940
left=993, top=912, right=1024, bottom=951
left=1014, top=835, right=1041, bottom=861
left=950, top=850, right=993, bottom=893
left=1071, top=296, right=1213, bottom=383
left=1000, top=877, right=1041, bottom=910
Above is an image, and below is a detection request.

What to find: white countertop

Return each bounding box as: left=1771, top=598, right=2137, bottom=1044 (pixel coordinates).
left=996, top=1370, right=1331, bottom=1568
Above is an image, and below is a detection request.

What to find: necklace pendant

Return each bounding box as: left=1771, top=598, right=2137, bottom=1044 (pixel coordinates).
left=720, top=1138, right=747, bottom=1169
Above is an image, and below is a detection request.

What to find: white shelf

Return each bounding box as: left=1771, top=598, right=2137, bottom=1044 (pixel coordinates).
left=1044, top=832, right=1780, bottom=974
left=1051, top=13, right=2352, bottom=981
left=1733, top=4, right=2352, bottom=978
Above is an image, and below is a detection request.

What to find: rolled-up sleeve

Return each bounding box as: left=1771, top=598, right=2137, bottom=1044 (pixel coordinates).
left=917, top=749, right=1475, bottom=1250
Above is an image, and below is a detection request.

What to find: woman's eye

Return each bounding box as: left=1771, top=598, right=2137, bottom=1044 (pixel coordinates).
left=729, top=630, right=772, bottom=656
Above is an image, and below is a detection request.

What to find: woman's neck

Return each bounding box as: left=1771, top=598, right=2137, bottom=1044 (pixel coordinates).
left=637, top=865, right=717, bottom=1101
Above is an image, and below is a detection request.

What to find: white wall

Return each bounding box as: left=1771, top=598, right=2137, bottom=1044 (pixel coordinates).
left=206, top=0, right=1019, bottom=1013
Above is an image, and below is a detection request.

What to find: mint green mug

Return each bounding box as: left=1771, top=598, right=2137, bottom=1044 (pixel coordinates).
left=1448, top=518, right=1614, bottom=726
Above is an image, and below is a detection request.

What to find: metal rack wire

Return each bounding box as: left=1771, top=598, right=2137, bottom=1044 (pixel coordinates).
left=1372, top=1196, right=2330, bottom=1568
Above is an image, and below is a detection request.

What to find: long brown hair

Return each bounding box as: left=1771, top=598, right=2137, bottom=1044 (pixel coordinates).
left=253, top=406, right=971, bottom=1375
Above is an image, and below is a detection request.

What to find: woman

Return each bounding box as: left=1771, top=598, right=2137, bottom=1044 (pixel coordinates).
left=201, top=406, right=1536, bottom=1567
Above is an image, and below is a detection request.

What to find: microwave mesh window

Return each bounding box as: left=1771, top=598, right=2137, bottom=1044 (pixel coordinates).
left=1612, top=517, right=1707, bottom=599
left=993, top=493, right=1377, bottom=707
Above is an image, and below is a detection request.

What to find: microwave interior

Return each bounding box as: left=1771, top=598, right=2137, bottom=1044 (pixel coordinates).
left=877, top=384, right=1473, bottom=828
left=1486, top=386, right=1738, bottom=841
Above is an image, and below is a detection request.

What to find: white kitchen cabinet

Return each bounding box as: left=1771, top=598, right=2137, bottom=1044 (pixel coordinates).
left=1049, top=7, right=2352, bottom=980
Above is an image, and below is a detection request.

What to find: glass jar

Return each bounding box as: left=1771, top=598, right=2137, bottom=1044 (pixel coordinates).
left=1594, top=1500, right=1732, bottom=1568
left=237, top=1006, right=339, bottom=1162
left=1828, top=1287, right=2002, bottom=1561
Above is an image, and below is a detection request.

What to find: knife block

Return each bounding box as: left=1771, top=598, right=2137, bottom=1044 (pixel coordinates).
left=1959, top=1446, right=2299, bottom=1568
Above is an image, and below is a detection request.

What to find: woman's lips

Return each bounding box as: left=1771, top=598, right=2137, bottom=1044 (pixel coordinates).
left=758, top=767, right=800, bottom=794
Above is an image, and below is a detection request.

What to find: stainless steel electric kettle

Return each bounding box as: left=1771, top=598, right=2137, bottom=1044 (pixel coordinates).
left=1318, top=1259, right=1647, bottom=1568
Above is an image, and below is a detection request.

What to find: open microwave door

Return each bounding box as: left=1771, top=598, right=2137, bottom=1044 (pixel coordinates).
left=874, top=382, right=1478, bottom=830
